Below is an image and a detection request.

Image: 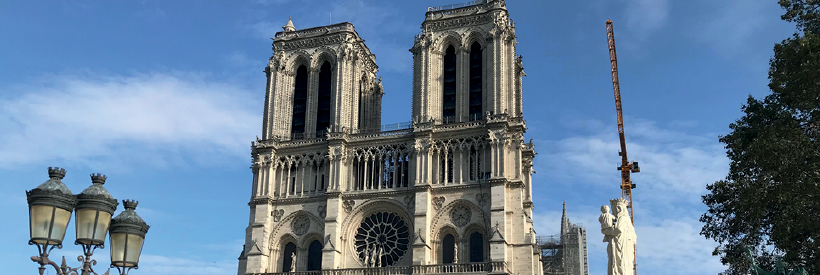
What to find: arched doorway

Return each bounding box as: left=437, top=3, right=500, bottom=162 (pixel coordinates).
left=469, top=232, right=484, bottom=262
left=442, top=234, right=456, bottom=264
left=282, top=242, right=297, bottom=272
left=307, top=240, right=323, bottom=271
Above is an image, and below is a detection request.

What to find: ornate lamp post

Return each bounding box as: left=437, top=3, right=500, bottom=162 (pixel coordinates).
left=27, top=167, right=78, bottom=275
left=27, top=167, right=148, bottom=275
left=109, top=200, right=150, bottom=275
left=74, top=173, right=119, bottom=275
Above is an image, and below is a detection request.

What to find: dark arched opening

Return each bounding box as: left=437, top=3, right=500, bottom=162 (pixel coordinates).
left=442, top=234, right=456, bottom=264
left=316, top=61, right=332, bottom=137
left=282, top=242, right=297, bottom=272
left=469, top=232, right=484, bottom=262
left=307, top=240, right=323, bottom=271
left=442, top=45, right=457, bottom=122
left=469, top=42, right=482, bottom=120
left=291, top=65, right=308, bottom=139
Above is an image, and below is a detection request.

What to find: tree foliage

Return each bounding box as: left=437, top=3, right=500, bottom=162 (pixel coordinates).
left=700, top=1, right=820, bottom=274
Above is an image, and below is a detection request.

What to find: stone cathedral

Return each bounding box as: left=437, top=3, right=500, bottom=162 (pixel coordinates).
left=238, top=1, right=543, bottom=274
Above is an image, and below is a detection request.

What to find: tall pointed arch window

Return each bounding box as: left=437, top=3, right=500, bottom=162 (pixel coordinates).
left=469, top=232, right=484, bottom=262
left=291, top=65, right=308, bottom=139
left=316, top=61, right=332, bottom=137
left=469, top=42, right=483, bottom=120
left=442, top=45, right=457, bottom=122
left=442, top=234, right=456, bottom=264
left=358, top=76, right=365, bottom=130
left=307, top=240, right=323, bottom=271
left=282, top=242, right=297, bottom=272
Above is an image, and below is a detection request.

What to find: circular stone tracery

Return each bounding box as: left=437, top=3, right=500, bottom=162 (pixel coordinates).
left=291, top=215, right=310, bottom=236
left=354, top=212, right=410, bottom=267
left=450, top=205, right=471, bottom=227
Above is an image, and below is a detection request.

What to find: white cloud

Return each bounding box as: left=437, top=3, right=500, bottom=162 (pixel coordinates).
left=0, top=73, right=259, bottom=170
left=538, top=116, right=726, bottom=202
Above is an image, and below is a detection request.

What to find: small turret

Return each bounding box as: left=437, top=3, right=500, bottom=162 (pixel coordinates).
left=282, top=16, right=295, bottom=32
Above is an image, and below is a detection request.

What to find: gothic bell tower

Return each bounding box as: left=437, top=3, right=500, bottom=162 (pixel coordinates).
left=410, top=0, right=523, bottom=124
left=261, top=18, right=383, bottom=142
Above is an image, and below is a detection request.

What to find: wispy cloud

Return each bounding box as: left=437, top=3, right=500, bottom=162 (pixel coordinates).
left=0, top=73, right=259, bottom=170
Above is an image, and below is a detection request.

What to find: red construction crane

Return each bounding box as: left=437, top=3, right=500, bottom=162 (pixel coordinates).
left=606, top=19, right=640, bottom=274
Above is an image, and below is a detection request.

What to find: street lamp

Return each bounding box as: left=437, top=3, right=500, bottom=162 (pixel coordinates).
left=27, top=167, right=148, bottom=275
left=109, top=200, right=150, bottom=275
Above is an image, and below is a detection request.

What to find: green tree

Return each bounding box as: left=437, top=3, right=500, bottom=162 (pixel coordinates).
left=700, top=1, right=820, bottom=274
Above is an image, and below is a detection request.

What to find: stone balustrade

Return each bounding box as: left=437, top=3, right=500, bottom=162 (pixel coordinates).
left=250, top=262, right=509, bottom=275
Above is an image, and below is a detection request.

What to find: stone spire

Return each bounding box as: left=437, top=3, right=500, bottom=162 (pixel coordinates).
left=561, top=201, right=568, bottom=242
left=282, top=16, right=295, bottom=32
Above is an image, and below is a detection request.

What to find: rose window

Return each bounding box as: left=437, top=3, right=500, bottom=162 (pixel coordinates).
left=354, top=212, right=410, bottom=267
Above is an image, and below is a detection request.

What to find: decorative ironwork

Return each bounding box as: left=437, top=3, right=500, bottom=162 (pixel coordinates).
left=354, top=212, right=410, bottom=267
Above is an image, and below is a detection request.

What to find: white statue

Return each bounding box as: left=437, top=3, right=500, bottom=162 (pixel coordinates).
left=599, top=205, right=617, bottom=275
left=365, top=244, right=373, bottom=267
left=453, top=243, right=459, bottom=264
left=290, top=252, right=297, bottom=272
left=601, top=198, right=637, bottom=275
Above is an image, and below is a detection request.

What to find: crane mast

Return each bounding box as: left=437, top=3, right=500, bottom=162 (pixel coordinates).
left=606, top=19, right=640, bottom=274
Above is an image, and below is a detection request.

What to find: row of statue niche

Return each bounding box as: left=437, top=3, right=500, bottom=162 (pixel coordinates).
left=599, top=198, right=637, bottom=275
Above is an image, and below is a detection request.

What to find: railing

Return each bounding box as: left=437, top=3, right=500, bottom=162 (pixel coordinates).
left=468, top=113, right=484, bottom=122
left=275, top=22, right=354, bottom=38
left=350, top=128, right=414, bottom=140
left=412, top=262, right=489, bottom=273
left=256, top=262, right=507, bottom=275
left=428, top=0, right=487, bottom=12
left=356, top=121, right=412, bottom=134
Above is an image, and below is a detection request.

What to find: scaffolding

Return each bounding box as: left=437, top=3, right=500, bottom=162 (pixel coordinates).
left=538, top=225, right=588, bottom=275
left=538, top=235, right=565, bottom=275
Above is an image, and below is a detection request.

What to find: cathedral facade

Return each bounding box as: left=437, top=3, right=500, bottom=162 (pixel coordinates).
left=238, top=1, right=541, bottom=274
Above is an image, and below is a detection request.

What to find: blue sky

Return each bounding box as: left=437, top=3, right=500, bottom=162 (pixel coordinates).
left=0, top=0, right=796, bottom=274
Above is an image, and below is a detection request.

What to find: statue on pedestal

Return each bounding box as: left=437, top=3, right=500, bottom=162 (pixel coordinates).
left=290, top=252, right=297, bottom=272
left=600, top=198, right=637, bottom=275
left=453, top=243, right=459, bottom=264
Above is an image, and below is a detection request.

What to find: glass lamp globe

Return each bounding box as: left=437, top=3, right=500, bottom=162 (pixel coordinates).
left=26, top=167, right=77, bottom=247
left=75, top=173, right=118, bottom=246
left=109, top=200, right=150, bottom=269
